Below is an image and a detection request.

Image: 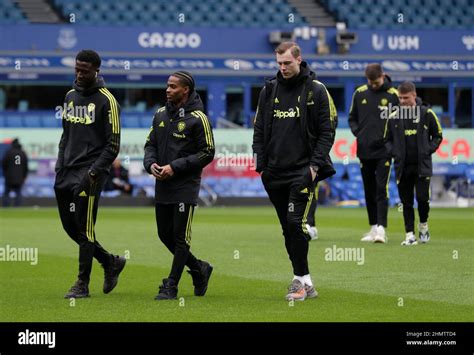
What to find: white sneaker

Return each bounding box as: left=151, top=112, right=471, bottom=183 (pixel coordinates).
left=373, top=225, right=387, bottom=243
left=361, top=226, right=377, bottom=242
left=306, top=224, right=318, bottom=241
left=418, top=223, right=430, bottom=243
left=401, top=232, right=418, bottom=246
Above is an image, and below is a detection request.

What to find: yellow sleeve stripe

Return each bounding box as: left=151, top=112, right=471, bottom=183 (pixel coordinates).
left=428, top=108, right=442, bottom=134
left=349, top=91, right=357, bottom=114
left=356, top=84, right=368, bottom=92
left=313, top=80, right=337, bottom=126
left=387, top=87, right=399, bottom=96
left=194, top=110, right=214, bottom=150
left=99, top=88, right=120, bottom=135
left=383, top=114, right=390, bottom=138
left=314, top=80, right=337, bottom=120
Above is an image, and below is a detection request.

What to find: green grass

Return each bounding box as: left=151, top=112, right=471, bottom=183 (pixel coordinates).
left=0, top=206, right=473, bottom=322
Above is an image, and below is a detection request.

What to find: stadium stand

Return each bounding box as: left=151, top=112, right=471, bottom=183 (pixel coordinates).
left=0, top=0, right=28, bottom=24
left=321, top=0, right=474, bottom=29
left=52, top=0, right=307, bottom=27
left=2, top=0, right=473, bottom=29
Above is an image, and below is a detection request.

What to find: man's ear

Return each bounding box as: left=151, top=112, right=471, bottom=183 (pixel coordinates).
left=296, top=56, right=302, bottom=65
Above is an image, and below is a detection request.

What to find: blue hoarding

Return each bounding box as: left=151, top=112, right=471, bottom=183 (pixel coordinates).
left=1, top=25, right=474, bottom=56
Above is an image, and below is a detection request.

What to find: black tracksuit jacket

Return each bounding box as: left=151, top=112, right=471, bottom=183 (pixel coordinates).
left=252, top=62, right=337, bottom=182
left=55, top=77, right=121, bottom=175
left=2, top=141, right=28, bottom=187
left=348, top=76, right=399, bottom=160
left=143, top=91, right=215, bottom=205
left=384, top=99, right=443, bottom=181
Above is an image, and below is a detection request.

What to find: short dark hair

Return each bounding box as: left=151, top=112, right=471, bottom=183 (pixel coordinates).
left=365, top=63, right=383, bottom=80
left=76, top=50, right=101, bottom=68
left=398, top=81, right=416, bottom=94
left=275, top=41, right=301, bottom=58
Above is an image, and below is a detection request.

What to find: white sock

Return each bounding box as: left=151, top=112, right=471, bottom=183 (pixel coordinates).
left=406, top=232, right=415, bottom=239
left=419, top=223, right=428, bottom=233
left=293, top=275, right=305, bottom=285
left=302, top=274, right=313, bottom=286
left=377, top=225, right=385, bottom=234
left=370, top=225, right=377, bottom=232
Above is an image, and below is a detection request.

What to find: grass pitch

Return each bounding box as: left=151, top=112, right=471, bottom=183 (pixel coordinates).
left=0, top=206, right=473, bottom=322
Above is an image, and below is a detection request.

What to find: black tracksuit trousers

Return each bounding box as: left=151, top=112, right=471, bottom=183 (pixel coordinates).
left=54, top=167, right=112, bottom=284
left=262, top=166, right=315, bottom=276
left=360, top=158, right=392, bottom=228
left=397, top=164, right=430, bottom=233
left=155, top=203, right=201, bottom=284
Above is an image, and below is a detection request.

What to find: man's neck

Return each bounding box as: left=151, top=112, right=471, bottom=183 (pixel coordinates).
left=174, top=96, right=188, bottom=109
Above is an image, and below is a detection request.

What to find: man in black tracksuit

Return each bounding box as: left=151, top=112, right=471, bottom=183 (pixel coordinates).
left=384, top=82, right=442, bottom=245
left=349, top=63, right=399, bottom=243
left=2, top=138, right=28, bottom=207
left=54, top=50, right=126, bottom=298
left=253, top=42, right=337, bottom=301
left=144, top=71, right=215, bottom=300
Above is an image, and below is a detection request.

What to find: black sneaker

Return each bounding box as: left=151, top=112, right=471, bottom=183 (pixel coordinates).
left=155, top=278, right=178, bottom=300
left=64, top=280, right=90, bottom=299
left=187, top=260, right=213, bottom=296
left=103, top=255, right=126, bottom=294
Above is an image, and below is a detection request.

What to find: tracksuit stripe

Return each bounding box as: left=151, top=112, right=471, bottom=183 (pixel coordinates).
left=103, top=88, right=119, bottom=135
left=100, top=88, right=119, bottom=134
left=185, top=206, right=193, bottom=245
left=191, top=111, right=207, bottom=145
left=428, top=108, right=442, bottom=134
left=195, top=111, right=214, bottom=149
left=302, top=192, right=314, bottom=234
left=196, top=111, right=211, bottom=147
left=386, top=162, right=392, bottom=199
left=86, top=195, right=94, bottom=242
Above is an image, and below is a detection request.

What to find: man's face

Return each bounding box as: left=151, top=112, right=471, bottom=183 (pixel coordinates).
left=75, top=60, right=97, bottom=87
left=399, top=91, right=417, bottom=107
left=166, top=76, right=189, bottom=105
left=367, top=75, right=384, bottom=90
left=276, top=49, right=302, bottom=79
